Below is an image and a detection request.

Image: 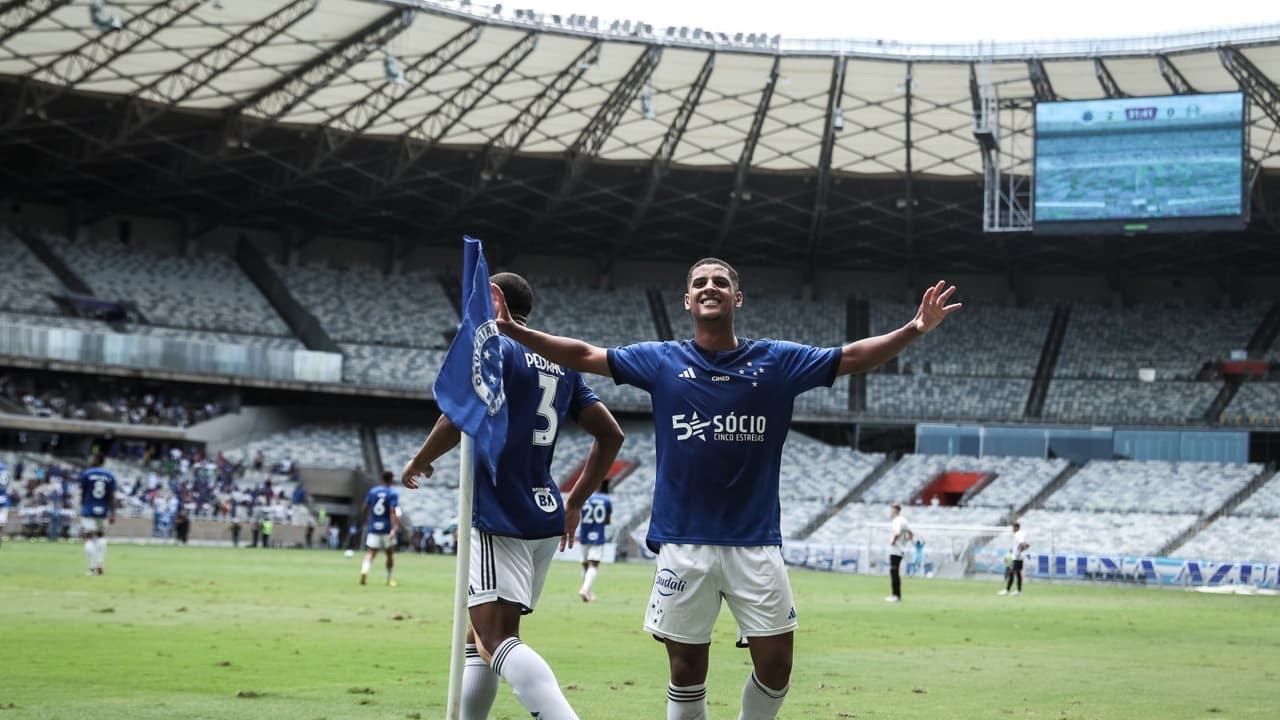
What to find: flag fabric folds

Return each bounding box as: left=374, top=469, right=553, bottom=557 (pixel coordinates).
left=432, top=236, right=508, bottom=484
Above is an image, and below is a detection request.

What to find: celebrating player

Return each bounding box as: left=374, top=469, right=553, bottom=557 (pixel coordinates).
left=492, top=258, right=960, bottom=720
left=402, top=271, right=625, bottom=720
left=77, top=455, right=116, bottom=576
left=575, top=479, right=612, bottom=602
left=360, top=470, right=401, bottom=587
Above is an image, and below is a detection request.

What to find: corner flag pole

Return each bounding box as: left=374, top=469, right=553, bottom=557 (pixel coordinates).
left=444, top=433, right=475, bottom=720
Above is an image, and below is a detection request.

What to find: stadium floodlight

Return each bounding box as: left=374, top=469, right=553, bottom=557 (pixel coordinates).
left=90, top=0, right=123, bottom=32
left=383, top=54, right=407, bottom=85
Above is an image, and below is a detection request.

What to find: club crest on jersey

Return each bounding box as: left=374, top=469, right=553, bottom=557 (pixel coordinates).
left=471, top=320, right=506, bottom=416
left=532, top=487, right=559, bottom=514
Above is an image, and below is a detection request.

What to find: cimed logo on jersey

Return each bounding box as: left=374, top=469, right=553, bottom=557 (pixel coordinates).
left=471, top=320, right=506, bottom=416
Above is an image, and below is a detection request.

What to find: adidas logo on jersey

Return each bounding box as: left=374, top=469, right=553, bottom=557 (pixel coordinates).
left=678, top=367, right=696, bottom=379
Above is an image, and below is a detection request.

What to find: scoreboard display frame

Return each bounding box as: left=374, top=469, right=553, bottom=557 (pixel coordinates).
left=1032, top=91, right=1250, bottom=235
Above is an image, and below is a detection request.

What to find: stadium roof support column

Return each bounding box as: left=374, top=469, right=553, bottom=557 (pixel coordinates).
left=805, top=56, right=848, bottom=282
left=619, top=52, right=716, bottom=244
left=540, top=45, right=663, bottom=218
left=1220, top=47, right=1280, bottom=128
left=0, top=0, right=74, bottom=46
left=1093, top=58, right=1127, bottom=98
left=48, top=0, right=320, bottom=177
left=712, top=56, right=781, bottom=256
left=3, top=0, right=204, bottom=131
left=1027, top=59, right=1057, bottom=102
left=365, top=30, right=540, bottom=200
left=1157, top=54, right=1196, bottom=95
left=436, top=40, right=603, bottom=225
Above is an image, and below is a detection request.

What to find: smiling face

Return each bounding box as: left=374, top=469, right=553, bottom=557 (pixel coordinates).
left=684, top=261, right=743, bottom=324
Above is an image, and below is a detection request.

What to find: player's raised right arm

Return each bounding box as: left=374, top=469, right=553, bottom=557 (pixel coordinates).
left=492, top=283, right=611, bottom=376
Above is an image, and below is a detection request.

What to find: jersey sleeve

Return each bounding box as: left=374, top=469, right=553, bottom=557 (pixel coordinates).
left=772, top=340, right=841, bottom=393
left=568, top=372, right=601, bottom=418
left=389, top=490, right=399, bottom=509
left=607, top=342, right=666, bottom=391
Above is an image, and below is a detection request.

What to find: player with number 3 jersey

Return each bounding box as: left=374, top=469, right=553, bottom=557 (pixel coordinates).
left=402, top=272, right=625, bottom=720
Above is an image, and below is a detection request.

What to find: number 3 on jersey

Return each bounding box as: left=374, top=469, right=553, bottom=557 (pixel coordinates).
left=533, top=372, right=559, bottom=446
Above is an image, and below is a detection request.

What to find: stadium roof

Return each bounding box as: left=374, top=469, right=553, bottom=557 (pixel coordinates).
left=2, top=0, right=1280, bottom=274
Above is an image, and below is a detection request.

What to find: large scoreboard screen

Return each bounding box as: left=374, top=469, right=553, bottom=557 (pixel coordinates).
left=1034, top=92, right=1247, bottom=234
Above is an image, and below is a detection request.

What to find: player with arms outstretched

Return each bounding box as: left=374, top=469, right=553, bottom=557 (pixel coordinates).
left=78, top=455, right=116, bottom=576
left=360, top=470, right=401, bottom=586
left=492, top=258, right=959, bottom=720
left=401, top=272, right=625, bottom=720
left=574, top=480, right=612, bottom=602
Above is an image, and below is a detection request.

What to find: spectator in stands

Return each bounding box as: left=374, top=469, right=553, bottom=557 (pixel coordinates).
left=261, top=517, right=273, bottom=548
left=230, top=519, right=241, bottom=548
left=998, top=521, right=1030, bottom=596
left=175, top=507, right=190, bottom=545
left=305, top=519, right=314, bottom=549
left=251, top=517, right=261, bottom=548
left=887, top=503, right=913, bottom=603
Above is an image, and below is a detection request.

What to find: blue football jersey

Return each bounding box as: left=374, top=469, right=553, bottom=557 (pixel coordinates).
left=78, top=468, right=117, bottom=518
left=365, top=486, right=399, bottom=534
left=578, top=492, right=612, bottom=545
left=474, top=335, right=600, bottom=539
left=608, top=338, right=840, bottom=547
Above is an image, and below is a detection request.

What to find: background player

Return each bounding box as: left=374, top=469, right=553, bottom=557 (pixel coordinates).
left=491, top=258, right=960, bottom=720
left=575, top=479, right=612, bottom=602
left=0, top=461, right=9, bottom=549
left=887, top=503, right=913, bottom=602
left=401, top=271, right=625, bottom=720
left=77, top=455, right=116, bottom=576
left=999, top=520, right=1030, bottom=596
left=360, top=470, right=400, bottom=586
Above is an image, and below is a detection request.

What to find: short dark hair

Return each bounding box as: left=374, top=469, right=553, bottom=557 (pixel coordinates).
left=1012, top=521, right=1021, bottom=530
left=890, top=502, right=902, bottom=512
left=381, top=470, right=394, bottom=484
left=490, top=272, right=533, bottom=323
left=686, top=257, right=739, bottom=291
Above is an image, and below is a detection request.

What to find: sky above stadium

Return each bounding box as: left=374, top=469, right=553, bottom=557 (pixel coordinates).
left=540, top=0, right=1277, bottom=43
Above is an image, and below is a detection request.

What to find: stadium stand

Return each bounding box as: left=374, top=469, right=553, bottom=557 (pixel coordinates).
left=1222, top=383, right=1280, bottom=425
left=224, top=423, right=363, bottom=471
left=339, top=344, right=444, bottom=389
left=666, top=288, right=846, bottom=348
left=778, top=437, right=883, bottom=538
left=806, top=502, right=1006, bottom=548
left=1016, top=508, right=1201, bottom=557
left=859, top=453, right=1067, bottom=510
left=870, top=301, right=1050, bottom=377
left=1054, top=303, right=1262, bottom=381
left=269, top=260, right=456, bottom=348
left=1174, top=473, right=1280, bottom=563
left=1042, top=460, right=1260, bottom=516
left=1041, top=379, right=1219, bottom=424
left=0, top=311, right=304, bottom=351
left=0, top=228, right=65, bottom=314
left=866, top=374, right=1031, bottom=420
left=0, top=371, right=226, bottom=427
left=43, top=233, right=295, bottom=341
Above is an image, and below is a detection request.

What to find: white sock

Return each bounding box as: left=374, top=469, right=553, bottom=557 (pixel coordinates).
left=738, top=673, right=788, bottom=720
left=360, top=557, right=372, bottom=575
left=96, top=538, right=107, bottom=568
left=489, top=637, right=578, bottom=720
left=581, top=566, right=598, bottom=594
left=85, top=540, right=95, bottom=570
left=461, top=643, right=498, bottom=720
left=667, top=683, right=708, bottom=720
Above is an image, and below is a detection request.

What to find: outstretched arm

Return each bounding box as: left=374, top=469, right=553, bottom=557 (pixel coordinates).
left=492, top=284, right=611, bottom=377
left=401, top=415, right=462, bottom=489
left=560, top=403, right=625, bottom=551
left=836, top=280, right=961, bottom=376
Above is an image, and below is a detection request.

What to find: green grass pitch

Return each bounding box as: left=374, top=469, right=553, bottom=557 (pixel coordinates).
left=2, top=542, right=1277, bottom=719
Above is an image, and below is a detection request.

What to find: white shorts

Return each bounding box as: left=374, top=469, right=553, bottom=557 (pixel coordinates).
left=580, top=543, right=605, bottom=563
left=644, top=544, right=796, bottom=645
left=0, top=508, right=8, bottom=525
left=365, top=533, right=394, bottom=550
left=81, top=517, right=108, bottom=535
left=468, top=528, right=557, bottom=614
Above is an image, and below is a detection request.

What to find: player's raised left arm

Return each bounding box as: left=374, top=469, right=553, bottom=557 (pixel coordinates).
left=836, top=280, right=961, bottom=376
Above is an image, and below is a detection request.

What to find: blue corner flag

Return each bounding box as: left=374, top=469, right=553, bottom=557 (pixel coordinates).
left=433, top=236, right=508, bottom=483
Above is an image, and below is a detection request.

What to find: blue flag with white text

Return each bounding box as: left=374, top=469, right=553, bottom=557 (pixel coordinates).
left=433, top=236, right=508, bottom=484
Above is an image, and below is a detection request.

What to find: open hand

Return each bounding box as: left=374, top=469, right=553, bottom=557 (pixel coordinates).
left=912, top=280, right=962, bottom=333
left=560, top=501, right=581, bottom=552
left=401, top=459, right=433, bottom=490
left=490, top=282, right=514, bottom=330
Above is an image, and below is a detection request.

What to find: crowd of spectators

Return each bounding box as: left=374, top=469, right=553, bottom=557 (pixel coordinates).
left=0, top=372, right=227, bottom=428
